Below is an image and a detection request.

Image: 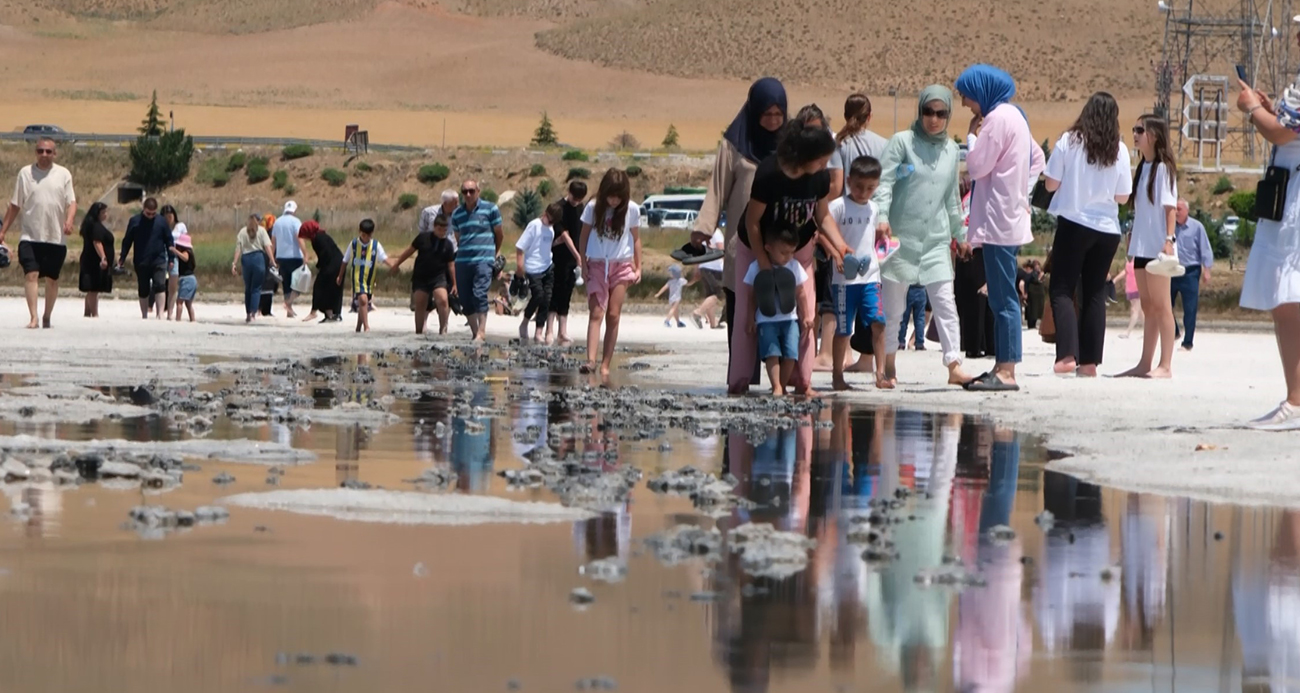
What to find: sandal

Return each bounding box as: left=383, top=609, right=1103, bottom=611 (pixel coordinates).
left=754, top=269, right=779, bottom=317
left=772, top=266, right=797, bottom=314
left=963, top=371, right=1020, bottom=392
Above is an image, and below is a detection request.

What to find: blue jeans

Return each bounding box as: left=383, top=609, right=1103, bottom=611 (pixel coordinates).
left=757, top=319, right=799, bottom=361
left=979, top=437, right=1021, bottom=532
left=241, top=252, right=266, bottom=317
left=1171, top=265, right=1201, bottom=347
left=981, top=244, right=1022, bottom=364
left=455, top=262, right=494, bottom=315
left=897, top=284, right=927, bottom=347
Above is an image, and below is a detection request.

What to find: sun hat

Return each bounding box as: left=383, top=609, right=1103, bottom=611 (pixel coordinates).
left=177, top=234, right=193, bottom=248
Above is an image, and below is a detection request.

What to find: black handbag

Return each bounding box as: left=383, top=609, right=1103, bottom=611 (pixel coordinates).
left=1031, top=178, right=1055, bottom=211
left=1255, top=147, right=1289, bottom=222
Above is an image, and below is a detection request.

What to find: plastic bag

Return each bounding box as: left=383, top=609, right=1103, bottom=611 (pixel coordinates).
left=290, top=265, right=312, bottom=294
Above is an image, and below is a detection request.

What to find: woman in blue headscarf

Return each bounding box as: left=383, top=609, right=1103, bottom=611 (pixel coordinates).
left=957, top=64, right=1045, bottom=392
left=695, top=78, right=788, bottom=383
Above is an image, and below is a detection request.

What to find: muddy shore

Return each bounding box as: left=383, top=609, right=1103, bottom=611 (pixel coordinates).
left=0, top=296, right=1290, bottom=508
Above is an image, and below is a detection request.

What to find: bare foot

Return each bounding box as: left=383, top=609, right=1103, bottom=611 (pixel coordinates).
left=795, top=388, right=821, bottom=398
left=1053, top=359, right=1076, bottom=374
left=876, top=376, right=895, bottom=390
left=771, top=387, right=786, bottom=397
left=579, top=362, right=596, bottom=374
left=302, top=312, right=318, bottom=322
left=600, top=363, right=611, bottom=377
left=41, top=316, right=51, bottom=329
left=26, top=320, right=38, bottom=329
left=1076, top=364, right=1098, bottom=377
left=1146, top=367, right=1172, bottom=379
left=947, top=368, right=974, bottom=385
left=845, top=359, right=874, bottom=373
left=1115, top=365, right=1151, bottom=378
left=557, top=337, right=573, bottom=347
left=832, top=377, right=854, bottom=391
left=812, top=358, right=835, bottom=373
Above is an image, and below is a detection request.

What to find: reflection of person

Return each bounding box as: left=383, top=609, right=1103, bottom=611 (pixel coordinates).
left=1233, top=509, right=1300, bottom=689
left=1118, top=493, right=1168, bottom=652
left=451, top=385, right=495, bottom=493
left=572, top=507, right=631, bottom=562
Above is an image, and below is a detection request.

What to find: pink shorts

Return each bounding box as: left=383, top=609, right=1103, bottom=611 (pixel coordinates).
left=585, top=259, right=637, bottom=310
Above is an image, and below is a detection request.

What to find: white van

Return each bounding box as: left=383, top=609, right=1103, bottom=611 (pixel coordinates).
left=642, top=193, right=705, bottom=230
left=642, top=194, right=705, bottom=213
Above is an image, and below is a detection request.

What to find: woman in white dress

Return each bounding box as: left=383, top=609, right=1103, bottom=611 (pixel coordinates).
left=1236, top=77, right=1300, bottom=430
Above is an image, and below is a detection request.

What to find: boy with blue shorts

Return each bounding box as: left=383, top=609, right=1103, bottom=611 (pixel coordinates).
left=828, top=156, right=888, bottom=390
left=743, top=222, right=812, bottom=397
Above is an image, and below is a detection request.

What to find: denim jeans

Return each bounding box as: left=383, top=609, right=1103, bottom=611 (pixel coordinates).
left=897, top=284, right=928, bottom=348
left=981, top=244, right=1022, bottom=364
left=1171, top=265, right=1202, bottom=347
left=240, top=252, right=267, bottom=316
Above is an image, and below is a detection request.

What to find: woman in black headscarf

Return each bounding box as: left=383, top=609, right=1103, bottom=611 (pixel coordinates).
left=694, top=78, right=788, bottom=382
left=78, top=201, right=114, bottom=318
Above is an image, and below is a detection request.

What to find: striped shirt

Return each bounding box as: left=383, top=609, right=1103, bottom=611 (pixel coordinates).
left=451, top=201, right=502, bottom=265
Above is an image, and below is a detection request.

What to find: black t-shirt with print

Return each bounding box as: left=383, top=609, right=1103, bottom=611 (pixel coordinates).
left=411, top=232, right=456, bottom=284
left=743, top=155, right=831, bottom=250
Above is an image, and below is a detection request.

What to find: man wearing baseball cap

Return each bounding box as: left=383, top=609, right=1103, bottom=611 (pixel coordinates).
left=270, top=200, right=306, bottom=318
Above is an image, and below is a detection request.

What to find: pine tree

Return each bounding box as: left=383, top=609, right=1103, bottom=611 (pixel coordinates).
left=139, top=90, right=164, bottom=137
left=531, top=112, right=558, bottom=147
left=511, top=188, right=544, bottom=230
left=662, top=124, right=680, bottom=149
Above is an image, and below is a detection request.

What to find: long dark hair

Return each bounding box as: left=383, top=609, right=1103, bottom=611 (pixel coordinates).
left=1134, top=114, right=1177, bottom=204
left=80, top=201, right=107, bottom=239
left=160, top=204, right=179, bottom=226
left=835, top=94, right=872, bottom=144
left=591, top=168, right=631, bottom=240
left=1067, top=92, right=1120, bottom=167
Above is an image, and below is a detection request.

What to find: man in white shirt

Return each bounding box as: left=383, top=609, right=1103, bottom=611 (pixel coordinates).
left=270, top=200, right=306, bottom=318
left=0, top=137, right=77, bottom=329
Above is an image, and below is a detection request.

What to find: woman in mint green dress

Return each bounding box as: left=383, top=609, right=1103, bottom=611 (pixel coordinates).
left=873, top=84, right=973, bottom=386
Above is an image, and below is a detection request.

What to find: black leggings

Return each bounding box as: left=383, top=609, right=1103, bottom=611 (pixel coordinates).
left=954, top=250, right=995, bottom=357
left=1048, top=216, right=1120, bottom=366
left=524, top=268, right=554, bottom=327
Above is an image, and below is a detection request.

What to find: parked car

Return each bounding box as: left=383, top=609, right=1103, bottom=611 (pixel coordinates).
left=655, top=209, right=699, bottom=230
left=1222, top=215, right=1240, bottom=237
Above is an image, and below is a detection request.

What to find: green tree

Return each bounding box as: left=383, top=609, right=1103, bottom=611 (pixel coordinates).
left=662, top=124, right=680, bottom=149
left=129, top=128, right=194, bottom=189
left=531, top=112, right=559, bottom=147
left=139, top=90, right=165, bottom=137
left=511, top=188, right=544, bottom=230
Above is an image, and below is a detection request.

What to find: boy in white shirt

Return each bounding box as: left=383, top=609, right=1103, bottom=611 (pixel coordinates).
left=743, top=222, right=812, bottom=397
left=827, top=156, right=888, bottom=390
left=515, top=201, right=573, bottom=343
left=655, top=264, right=691, bottom=327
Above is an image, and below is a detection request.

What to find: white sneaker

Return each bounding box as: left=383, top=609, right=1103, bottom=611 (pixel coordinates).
left=1246, top=402, right=1300, bottom=431
left=1146, top=253, right=1186, bottom=278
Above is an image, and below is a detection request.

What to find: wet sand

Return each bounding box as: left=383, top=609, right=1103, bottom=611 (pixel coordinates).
left=0, top=295, right=1288, bottom=508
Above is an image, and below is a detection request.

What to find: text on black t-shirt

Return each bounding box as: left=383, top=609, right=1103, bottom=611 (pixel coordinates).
left=744, top=155, right=830, bottom=250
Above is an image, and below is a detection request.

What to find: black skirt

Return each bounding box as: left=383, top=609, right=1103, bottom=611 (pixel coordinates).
left=313, top=262, right=344, bottom=315
left=78, top=263, right=113, bottom=293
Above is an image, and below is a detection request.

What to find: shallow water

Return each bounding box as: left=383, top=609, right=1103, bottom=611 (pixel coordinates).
left=0, top=353, right=1294, bottom=692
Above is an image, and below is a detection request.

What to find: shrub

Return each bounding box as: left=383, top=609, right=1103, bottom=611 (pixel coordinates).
left=1212, top=175, right=1234, bottom=195
left=482, top=188, right=499, bottom=203
left=271, top=170, right=289, bottom=190
left=1228, top=190, right=1257, bottom=221
left=226, top=151, right=247, bottom=172
left=246, top=157, right=270, bottom=184
left=322, top=168, right=347, bottom=187
left=609, top=131, right=640, bottom=150
left=529, top=163, right=546, bottom=177
left=397, top=193, right=419, bottom=210
left=211, top=170, right=230, bottom=188
left=626, top=165, right=643, bottom=177
left=662, top=124, right=680, bottom=149
left=1237, top=219, right=1256, bottom=248
left=282, top=144, right=314, bottom=160
left=129, top=128, right=195, bottom=189
left=355, top=161, right=373, bottom=173
left=417, top=163, right=450, bottom=184
left=284, top=183, right=297, bottom=196
left=537, top=179, right=554, bottom=198
left=562, top=150, right=588, bottom=162
left=567, top=167, right=590, bottom=181
left=511, top=188, right=543, bottom=229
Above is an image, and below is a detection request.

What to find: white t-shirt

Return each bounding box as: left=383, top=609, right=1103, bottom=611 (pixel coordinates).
left=742, top=259, right=809, bottom=324
left=828, top=197, right=881, bottom=285
left=701, top=229, right=724, bottom=272
left=341, top=239, right=388, bottom=267
left=10, top=163, right=75, bottom=245
left=515, top=218, right=555, bottom=274
left=1044, top=134, right=1132, bottom=235
left=1129, top=162, right=1178, bottom=259
left=171, top=222, right=187, bottom=242
left=581, top=200, right=641, bottom=261
left=666, top=277, right=688, bottom=303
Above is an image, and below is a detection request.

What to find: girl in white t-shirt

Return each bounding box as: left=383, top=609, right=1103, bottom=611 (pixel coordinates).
left=578, top=168, right=642, bottom=376
left=1118, top=115, right=1179, bottom=379
left=1042, top=92, right=1133, bottom=377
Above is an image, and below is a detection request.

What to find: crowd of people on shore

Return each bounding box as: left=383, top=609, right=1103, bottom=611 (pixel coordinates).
left=2, top=57, right=1299, bottom=428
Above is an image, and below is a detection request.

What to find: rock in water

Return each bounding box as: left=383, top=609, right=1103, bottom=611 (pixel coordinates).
left=569, top=587, right=595, bottom=605
left=728, top=523, right=815, bottom=579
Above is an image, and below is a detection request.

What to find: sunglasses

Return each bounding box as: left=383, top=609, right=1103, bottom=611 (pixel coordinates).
left=1132, top=126, right=1146, bottom=135
left=921, top=108, right=950, bottom=119
left=462, top=188, right=478, bottom=194
left=36, top=148, right=54, bottom=155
